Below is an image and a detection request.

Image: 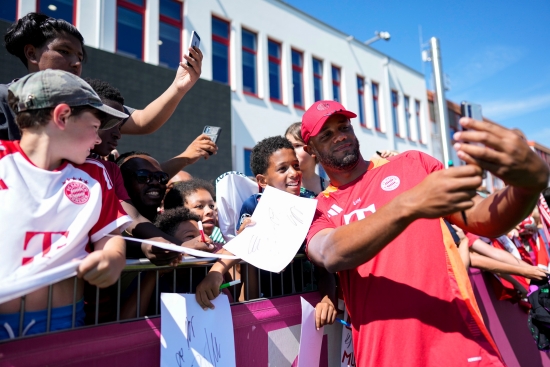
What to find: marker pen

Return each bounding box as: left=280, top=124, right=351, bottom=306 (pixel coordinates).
left=198, top=221, right=206, bottom=242
left=219, top=280, right=241, bottom=290
left=336, top=318, right=351, bottom=328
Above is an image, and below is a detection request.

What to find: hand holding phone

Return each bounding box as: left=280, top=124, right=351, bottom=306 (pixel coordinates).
left=203, top=126, right=222, bottom=155
left=187, top=31, right=201, bottom=66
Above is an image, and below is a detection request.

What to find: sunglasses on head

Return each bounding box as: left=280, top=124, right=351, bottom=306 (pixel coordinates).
left=127, top=170, right=169, bottom=185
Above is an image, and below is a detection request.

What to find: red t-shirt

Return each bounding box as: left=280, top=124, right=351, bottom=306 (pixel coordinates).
left=306, top=151, right=503, bottom=367
left=90, top=159, right=131, bottom=202
left=466, top=232, right=481, bottom=248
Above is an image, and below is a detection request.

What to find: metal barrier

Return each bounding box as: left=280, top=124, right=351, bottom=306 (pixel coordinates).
left=2, top=254, right=315, bottom=342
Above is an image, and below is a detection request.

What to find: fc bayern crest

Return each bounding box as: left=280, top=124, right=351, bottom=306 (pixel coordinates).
left=316, top=102, right=331, bottom=111
left=65, top=181, right=90, bottom=204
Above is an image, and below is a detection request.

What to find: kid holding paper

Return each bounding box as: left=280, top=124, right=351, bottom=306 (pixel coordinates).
left=0, top=70, right=132, bottom=338
left=195, top=136, right=337, bottom=329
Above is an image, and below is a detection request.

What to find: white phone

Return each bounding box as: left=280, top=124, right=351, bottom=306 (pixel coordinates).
left=187, top=31, right=201, bottom=66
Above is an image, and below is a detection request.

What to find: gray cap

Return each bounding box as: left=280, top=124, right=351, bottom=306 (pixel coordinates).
left=8, top=69, right=128, bottom=130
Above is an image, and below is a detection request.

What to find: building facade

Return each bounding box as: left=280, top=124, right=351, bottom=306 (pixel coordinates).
left=3, top=0, right=434, bottom=174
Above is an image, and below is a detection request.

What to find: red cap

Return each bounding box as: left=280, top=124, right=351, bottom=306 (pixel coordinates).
left=301, top=100, right=357, bottom=144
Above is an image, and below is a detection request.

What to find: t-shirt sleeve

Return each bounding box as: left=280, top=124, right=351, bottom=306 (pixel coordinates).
left=305, top=207, right=336, bottom=255
left=104, top=161, right=130, bottom=201
left=89, top=164, right=132, bottom=243
left=236, top=194, right=258, bottom=231
left=465, top=232, right=480, bottom=248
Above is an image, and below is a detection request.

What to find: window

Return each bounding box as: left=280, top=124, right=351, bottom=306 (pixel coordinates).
left=268, top=39, right=282, bottom=102
left=212, top=16, right=230, bottom=84
left=241, top=29, right=257, bottom=95
left=158, top=0, right=182, bottom=69
left=415, top=100, right=422, bottom=142
left=372, top=82, right=381, bottom=131
left=391, top=90, right=399, bottom=136
left=312, top=58, right=323, bottom=101
left=404, top=96, right=412, bottom=139
left=117, top=0, right=145, bottom=60
left=331, top=65, right=341, bottom=102
left=291, top=49, right=304, bottom=108
left=357, top=76, right=366, bottom=127
left=0, top=0, right=16, bottom=22
left=38, top=0, right=74, bottom=23
left=244, top=149, right=253, bottom=176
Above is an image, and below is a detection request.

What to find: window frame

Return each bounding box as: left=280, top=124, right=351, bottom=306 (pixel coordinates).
left=211, top=15, right=231, bottom=85
left=241, top=28, right=258, bottom=97
left=391, top=90, right=400, bottom=137
left=158, top=0, right=183, bottom=70
left=291, top=48, right=305, bottom=110
left=116, top=0, right=147, bottom=61
left=312, top=57, right=323, bottom=102
left=331, top=65, right=341, bottom=102
left=372, top=82, right=381, bottom=132
left=357, top=75, right=366, bottom=127
left=243, top=148, right=253, bottom=177
left=267, top=38, right=283, bottom=104
left=404, top=95, right=412, bottom=140
left=415, top=99, right=423, bottom=143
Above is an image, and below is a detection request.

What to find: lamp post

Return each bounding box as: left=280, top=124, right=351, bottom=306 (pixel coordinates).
left=364, top=31, right=391, bottom=46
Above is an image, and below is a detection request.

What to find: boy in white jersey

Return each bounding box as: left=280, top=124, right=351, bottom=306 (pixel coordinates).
left=0, top=69, right=132, bottom=339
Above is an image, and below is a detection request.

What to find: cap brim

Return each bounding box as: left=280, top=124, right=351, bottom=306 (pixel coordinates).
left=89, top=102, right=129, bottom=130
left=309, top=110, right=357, bottom=141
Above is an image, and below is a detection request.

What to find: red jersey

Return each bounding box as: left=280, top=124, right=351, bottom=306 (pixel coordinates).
left=306, top=151, right=504, bottom=367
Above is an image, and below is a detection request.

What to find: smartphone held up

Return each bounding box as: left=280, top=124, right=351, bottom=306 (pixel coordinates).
left=203, top=126, right=222, bottom=155
left=187, top=31, right=201, bottom=67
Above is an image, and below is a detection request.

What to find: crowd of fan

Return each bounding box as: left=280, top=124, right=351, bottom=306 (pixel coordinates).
left=2, top=13, right=550, bottom=367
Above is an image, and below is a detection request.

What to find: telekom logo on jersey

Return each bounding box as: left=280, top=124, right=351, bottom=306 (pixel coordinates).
left=22, top=231, right=69, bottom=265
left=342, top=204, right=376, bottom=225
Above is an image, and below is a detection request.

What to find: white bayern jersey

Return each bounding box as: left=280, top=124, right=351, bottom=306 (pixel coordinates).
left=0, top=140, right=132, bottom=282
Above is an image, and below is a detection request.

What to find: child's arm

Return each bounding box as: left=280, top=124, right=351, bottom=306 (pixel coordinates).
left=314, top=266, right=337, bottom=329
left=470, top=251, right=547, bottom=280
left=195, top=248, right=239, bottom=310
left=471, top=238, right=533, bottom=268
left=77, top=229, right=126, bottom=288
left=452, top=225, right=471, bottom=270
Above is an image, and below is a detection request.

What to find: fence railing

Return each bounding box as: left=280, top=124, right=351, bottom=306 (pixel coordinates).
left=2, top=254, right=315, bottom=342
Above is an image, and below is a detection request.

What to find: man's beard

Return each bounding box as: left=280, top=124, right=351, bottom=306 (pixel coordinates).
left=316, top=137, right=361, bottom=170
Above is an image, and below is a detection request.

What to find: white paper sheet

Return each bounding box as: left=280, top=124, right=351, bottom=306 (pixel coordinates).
left=339, top=308, right=355, bottom=367
left=223, top=186, right=317, bottom=273
left=160, top=293, right=236, bottom=367
left=107, top=235, right=240, bottom=260
left=297, top=297, right=324, bottom=367
left=0, top=260, right=82, bottom=304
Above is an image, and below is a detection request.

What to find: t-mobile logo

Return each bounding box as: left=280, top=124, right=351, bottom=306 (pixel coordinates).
left=327, top=204, right=343, bottom=217
left=343, top=204, right=376, bottom=224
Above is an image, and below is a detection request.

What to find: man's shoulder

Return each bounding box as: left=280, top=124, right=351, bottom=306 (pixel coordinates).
left=389, top=150, right=443, bottom=171
left=73, top=159, right=114, bottom=189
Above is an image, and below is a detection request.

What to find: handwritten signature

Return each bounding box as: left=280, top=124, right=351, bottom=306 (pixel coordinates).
left=204, top=328, right=222, bottom=366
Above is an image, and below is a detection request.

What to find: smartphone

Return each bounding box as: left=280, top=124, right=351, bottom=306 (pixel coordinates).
left=460, top=101, right=486, bottom=177
left=460, top=101, right=482, bottom=122
left=203, top=126, right=222, bottom=155
left=187, top=31, right=201, bottom=66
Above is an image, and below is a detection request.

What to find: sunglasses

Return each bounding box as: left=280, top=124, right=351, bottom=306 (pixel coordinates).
left=126, top=170, right=169, bottom=185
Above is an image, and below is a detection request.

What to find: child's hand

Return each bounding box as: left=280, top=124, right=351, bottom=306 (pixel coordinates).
left=315, top=295, right=337, bottom=330
left=195, top=271, right=224, bottom=310
left=182, top=235, right=216, bottom=252
left=77, top=251, right=124, bottom=288
left=237, top=218, right=256, bottom=235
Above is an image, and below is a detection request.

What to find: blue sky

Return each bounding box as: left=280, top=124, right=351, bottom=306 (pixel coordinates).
left=285, top=0, right=550, bottom=146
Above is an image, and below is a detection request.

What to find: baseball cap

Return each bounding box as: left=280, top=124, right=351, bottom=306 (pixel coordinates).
left=301, top=100, right=357, bottom=144
left=8, top=69, right=128, bottom=130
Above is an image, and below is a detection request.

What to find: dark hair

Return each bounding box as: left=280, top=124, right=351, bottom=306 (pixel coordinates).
left=5, top=12, right=87, bottom=67
left=116, top=151, right=152, bottom=168
left=84, top=78, right=125, bottom=105
left=155, top=207, right=201, bottom=236
left=7, top=90, right=98, bottom=130
left=250, top=136, right=294, bottom=176
left=543, top=187, right=550, bottom=205
left=164, top=178, right=215, bottom=210
left=284, top=122, right=303, bottom=144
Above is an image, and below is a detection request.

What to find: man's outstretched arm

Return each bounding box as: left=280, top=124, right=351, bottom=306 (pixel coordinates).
left=308, top=165, right=483, bottom=273
left=448, top=118, right=549, bottom=237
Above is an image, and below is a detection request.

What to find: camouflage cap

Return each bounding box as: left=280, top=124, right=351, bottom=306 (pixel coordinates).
left=8, top=69, right=128, bottom=130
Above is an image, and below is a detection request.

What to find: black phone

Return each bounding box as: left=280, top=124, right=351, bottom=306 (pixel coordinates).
left=187, top=31, right=201, bottom=66
left=203, top=126, right=221, bottom=155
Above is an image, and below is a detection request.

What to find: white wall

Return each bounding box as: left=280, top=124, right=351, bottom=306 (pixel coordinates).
left=186, top=0, right=431, bottom=172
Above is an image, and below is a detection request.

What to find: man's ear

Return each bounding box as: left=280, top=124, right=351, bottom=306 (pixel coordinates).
left=52, top=104, right=72, bottom=130
left=256, top=174, right=267, bottom=189
left=303, top=144, right=316, bottom=158
left=24, top=44, right=40, bottom=69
